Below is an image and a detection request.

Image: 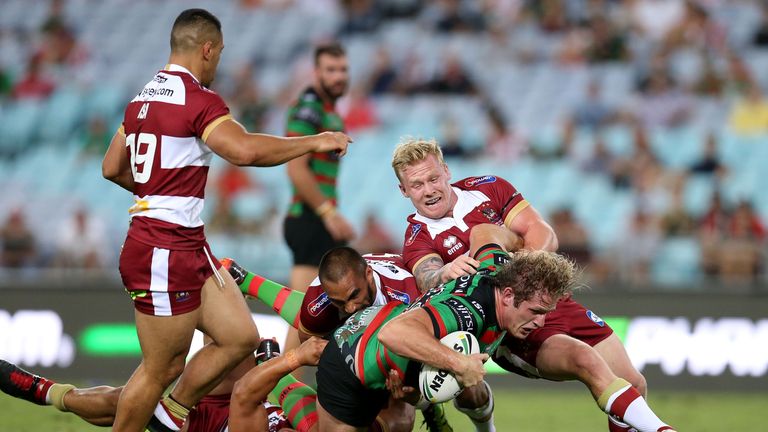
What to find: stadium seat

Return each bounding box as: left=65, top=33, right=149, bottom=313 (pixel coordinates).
left=651, top=238, right=702, bottom=286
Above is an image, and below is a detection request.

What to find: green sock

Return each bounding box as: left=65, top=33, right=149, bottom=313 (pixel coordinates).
left=271, top=375, right=317, bottom=432
left=239, top=272, right=304, bottom=328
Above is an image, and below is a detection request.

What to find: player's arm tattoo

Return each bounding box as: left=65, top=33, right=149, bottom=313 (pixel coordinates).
left=414, top=256, right=445, bottom=292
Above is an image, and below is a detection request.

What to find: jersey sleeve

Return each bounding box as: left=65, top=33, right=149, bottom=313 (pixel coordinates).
left=402, top=221, right=440, bottom=271
left=473, top=244, right=511, bottom=274
left=475, top=176, right=529, bottom=226
left=298, top=283, right=343, bottom=337
left=190, top=88, right=231, bottom=142
left=286, top=99, right=322, bottom=136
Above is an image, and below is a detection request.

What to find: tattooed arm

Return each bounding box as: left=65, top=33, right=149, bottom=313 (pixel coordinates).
left=412, top=254, right=480, bottom=292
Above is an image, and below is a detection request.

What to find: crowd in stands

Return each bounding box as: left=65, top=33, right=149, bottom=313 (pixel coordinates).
left=1, top=0, right=767, bottom=289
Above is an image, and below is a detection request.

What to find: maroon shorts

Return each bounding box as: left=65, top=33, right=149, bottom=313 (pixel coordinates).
left=496, top=296, right=613, bottom=376
left=186, top=393, right=230, bottom=432
left=118, top=236, right=219, bottom=316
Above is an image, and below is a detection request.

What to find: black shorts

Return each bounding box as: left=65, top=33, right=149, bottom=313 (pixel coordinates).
left=315, top=341, right=389, bottom=427
left=284, top=207, right=345, bottom=266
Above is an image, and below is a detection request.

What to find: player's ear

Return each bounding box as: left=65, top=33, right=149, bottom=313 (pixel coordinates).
left=443, top=163, right=451, bottom=179
left=502, top=287, right=514, bottom=306
left=398, top=183, right=408, bottom=197
left=202, top=40, right=214, bottom=60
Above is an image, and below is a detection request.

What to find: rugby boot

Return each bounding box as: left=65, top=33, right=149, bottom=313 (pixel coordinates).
left=220, top=257, right=247, bottom=286
left=422, top=403, right=453, bottom=432
left=0, top=359, right=54, bottom=405
left=256, top=338, right=281, bottom=365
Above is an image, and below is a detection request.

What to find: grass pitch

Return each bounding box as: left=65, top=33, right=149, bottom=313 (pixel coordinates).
left=0, top=388, right=764, bottom=431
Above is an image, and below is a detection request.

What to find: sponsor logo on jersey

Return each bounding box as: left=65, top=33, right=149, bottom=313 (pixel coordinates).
left=464, top=175, right=497, bottom=187
left=153, top=75, right=167, bottom=83
left=443, top=236, right=458, bottom=248
left=385, top=287, right=411, bottom=304
left=446, top=241, right=465, bottom=256
left=586, top=310, right=605, bottom=327
left=454, top=274, right=472, bottom=294
left=481, top=207, right=502, bottom=224
left=405, top=224, right=422, bottom=246
left=308, top=292, right=331, bottom=317
left=175, top=291, right=191, bottom=302
left=446, top=298, right=475, bottom=332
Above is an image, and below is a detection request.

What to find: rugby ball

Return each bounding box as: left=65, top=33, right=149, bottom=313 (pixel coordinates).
left=418, top=331, right=480, bottom=403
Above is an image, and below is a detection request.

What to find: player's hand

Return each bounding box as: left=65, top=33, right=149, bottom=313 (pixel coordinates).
left=315, top=131, right=352, bottom=157
left=440, top=255, right=480, bottom=283
left=386, top=369, right=420, bottom=404
left=295, top=336, right=327, bottom=366
left=453, top=353, right=488, bottom=389
left=322, top=212, right=356, bottom=242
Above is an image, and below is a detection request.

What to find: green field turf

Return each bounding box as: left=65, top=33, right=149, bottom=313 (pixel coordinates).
left=1, top=388, right=764, bottom=431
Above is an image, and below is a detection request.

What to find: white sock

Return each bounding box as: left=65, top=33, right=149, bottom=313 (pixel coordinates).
left=599, top=379, right=671, bottom=432
left=454, top=381, right=495, bottom=432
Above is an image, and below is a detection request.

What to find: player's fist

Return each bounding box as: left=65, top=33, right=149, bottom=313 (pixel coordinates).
left=315, top=131, right=352, bottom=156
left=453, top=353, right=488, bottom=388
left=440, top=254, right=480, bottom=283
left=296, top=336, right=327, bottom=366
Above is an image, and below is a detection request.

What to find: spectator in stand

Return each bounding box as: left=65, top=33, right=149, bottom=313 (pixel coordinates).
left=81, top=116, right=112, bottom=156
left=484, top=108, right=527, bottom=162
left=691, top=53, right=725, bottom=97
left=698, top=190, right=728, bottom=276
left=550, top=207, right=591, bottom=266
left=340, top=85, right=378, bottom=132
left=227, top=65, right=270, bottom=133
left=11, top=55, right=55, bottom=100
left=632, top=67, right=691, bottom=129
left=612, top=209, right=662, bottom=285
left=425, top=53, right=478, bottom=95
left=662, top=1, right=727, bottom=54
left=0, top=209, right=37, bottom=268
left=629, top=0, right=685, bottom=42
left=367, top=46, right=398, bottom=95
left=352, top=212, right=398, bottom=254
left=586, top=14, right=630, bottom=63
left=425, top=0, right=486, bottom=33
left=570, top=80, right=616, bottom=130
left=728, top=84, right=768, bottom=136
left=439, top=116, right=468, bottom=158
left=689, top=132, right=726, bottom=178
left=54, top=207, right=108, bottom=268
left=718, top=200, right=764, bottom=283
left=339, top=0, right=382, bottom=35
left=752, top=1, right=768, bottom=47
left=660, top=176, right=695, bottom=237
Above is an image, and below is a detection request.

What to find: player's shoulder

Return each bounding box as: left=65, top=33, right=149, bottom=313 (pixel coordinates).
left=294, top=87, right=323, bottom=107
left=453, top=175, right=510, bottom=191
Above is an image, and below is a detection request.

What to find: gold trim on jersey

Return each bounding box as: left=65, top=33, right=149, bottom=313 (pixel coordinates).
left=503, top=199, right=530, bottom=227
left=411, top=253, right=442, bottom=276
left=202, top=114, right=233, bottom=143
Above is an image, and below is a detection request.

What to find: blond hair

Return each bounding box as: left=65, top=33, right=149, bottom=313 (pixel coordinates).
left=490, top=250, right=578, bottom=307
left=391, top=137, right=445, bottom=181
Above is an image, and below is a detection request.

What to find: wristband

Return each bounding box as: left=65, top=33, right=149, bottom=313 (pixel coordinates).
left=315, top=201, right=336, bottom=218
left=285, top=350, right=301, bottom=370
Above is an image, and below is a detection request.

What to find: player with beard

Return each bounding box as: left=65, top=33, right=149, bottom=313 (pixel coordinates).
left=282, top=43, right=356, bottom=374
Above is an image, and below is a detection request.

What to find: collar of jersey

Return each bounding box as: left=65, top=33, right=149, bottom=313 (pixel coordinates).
left=165, top=64, right=198, bottom=82
left=412, top=187, right=489, bottom=238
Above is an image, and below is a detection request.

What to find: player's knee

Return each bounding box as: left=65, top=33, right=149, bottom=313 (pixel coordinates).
left=228, top=327, right=260, bottom=357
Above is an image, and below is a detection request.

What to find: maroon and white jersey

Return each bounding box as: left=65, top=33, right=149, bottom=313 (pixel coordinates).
left=402, top=175, right=528, bottom=271
left=121, top=64, right=231, bottom=250
left=299, top=254, right=421, bottom=336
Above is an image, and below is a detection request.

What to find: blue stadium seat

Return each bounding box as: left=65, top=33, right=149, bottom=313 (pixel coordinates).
left=651, top=238, right=702, bottom=286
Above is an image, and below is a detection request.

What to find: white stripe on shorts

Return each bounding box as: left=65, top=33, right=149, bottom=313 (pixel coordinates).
left=150, top=247, right=171, bottom=316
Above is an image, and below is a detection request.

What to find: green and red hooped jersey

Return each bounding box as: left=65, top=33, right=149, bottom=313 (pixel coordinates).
left=330, top=245, right=510, bottom=389
left=285, top=87, right=345, bottom=217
